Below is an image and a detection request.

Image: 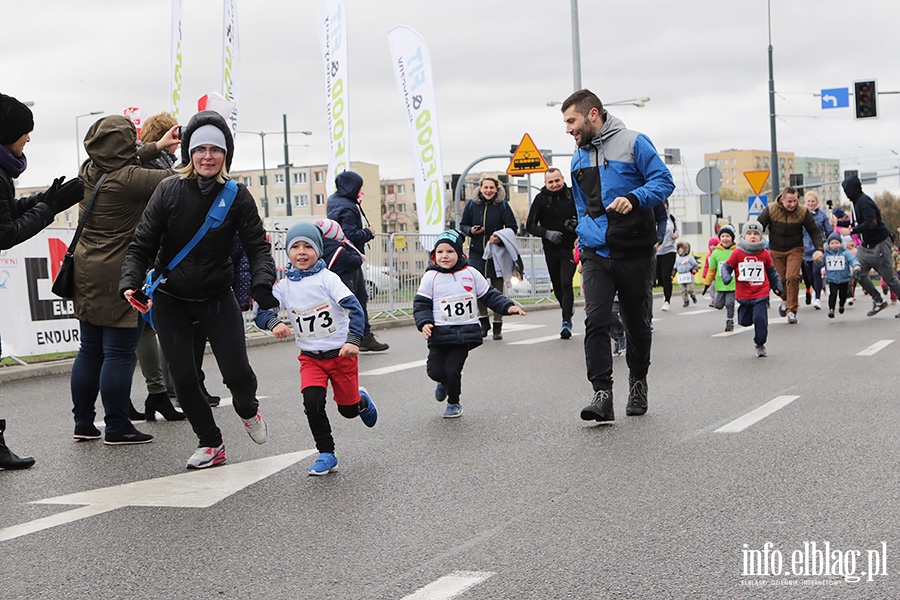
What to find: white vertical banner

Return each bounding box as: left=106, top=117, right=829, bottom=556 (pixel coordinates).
left=388, top=26, right=445, bottom=235
left=318, top=0, right=349, bottom=193
left=169, top=0, right=184, bottom=120
left=222, top=0, right=240, bottom=136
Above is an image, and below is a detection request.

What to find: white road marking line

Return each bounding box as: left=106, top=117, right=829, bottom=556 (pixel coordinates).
left=496, top=323, right=545, bottom=332
left=401, top=571, right=496, bottom=600
left=508, top=333, right=582, bottom=345
left=360, top=360, right=427, bottom=376
left=680, top=308, right=715, bottom=315
left=714, top=395, right=800, bottom=433
left=711, top=320, right=787, bottom=338
left=1, top=451, right=314, bottom=543
left=857, top=339, right=894, bottom=356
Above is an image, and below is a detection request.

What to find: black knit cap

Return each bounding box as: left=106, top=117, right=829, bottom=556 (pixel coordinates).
left=0, top=93, right=34, bottom=145
left=432, top=229, right=465, bottom=257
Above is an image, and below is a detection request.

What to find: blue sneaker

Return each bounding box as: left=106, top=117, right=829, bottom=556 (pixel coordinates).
left=358, top=387, right=377, bottom=427
left=442, top=403, right=463, bottom=418
left=308, top=452, right=338, bottom=476
left=435, top=383, right=448, bottom=402
left=560, top=320, right=573, bottom=339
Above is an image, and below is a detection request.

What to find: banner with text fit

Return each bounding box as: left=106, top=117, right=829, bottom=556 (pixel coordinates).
left=318, top=0, right=350, bottom=193
left=169, top=0, right=183, bottom=120
left=222, top=0, right=240, bottom=136
left=388, top=25, right=445, bottom=236
left=0, top=230, right=80, bottom=359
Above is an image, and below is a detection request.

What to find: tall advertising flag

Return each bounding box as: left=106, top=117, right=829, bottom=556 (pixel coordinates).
left=222, top=0, right=240, bottom=136
left=318, top=0, right=349, bottom=193
left=388, top=26, right=445, bottom=235
left=169, top=0, right=183, bottom=119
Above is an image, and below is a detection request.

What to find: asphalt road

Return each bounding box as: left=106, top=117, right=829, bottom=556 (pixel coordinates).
left=1, top=297, right=897, bottom=599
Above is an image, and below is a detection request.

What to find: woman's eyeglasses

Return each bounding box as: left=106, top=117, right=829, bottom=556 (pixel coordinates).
left=191, top=146, right=225, bottom=157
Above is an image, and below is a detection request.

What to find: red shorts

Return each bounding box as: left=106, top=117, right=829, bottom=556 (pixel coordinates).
left=298, top=354, right=360, bottom=406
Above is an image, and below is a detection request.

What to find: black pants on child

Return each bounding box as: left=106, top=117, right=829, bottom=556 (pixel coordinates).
left=828, top=281, right=849, bottom=311
left=737, top=298, right=769, bottom=346
left=426, top=344, right=469, bottom=404
left=302, top=386, right=364, bottom=454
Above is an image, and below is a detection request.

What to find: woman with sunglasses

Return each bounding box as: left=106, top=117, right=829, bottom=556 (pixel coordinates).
left=120, top=110, right=277, bottom=469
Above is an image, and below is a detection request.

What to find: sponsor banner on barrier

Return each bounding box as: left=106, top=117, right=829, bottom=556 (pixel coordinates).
left=0, top=230, right=80, bottom=358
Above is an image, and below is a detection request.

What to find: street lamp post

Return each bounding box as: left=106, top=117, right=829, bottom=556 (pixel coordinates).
left=570, top=0, right=582, bottom=91
left=75, top=111, right=103, bottom=170
left=238, top=126, right=312, bottom=218
left=546, top=97, right=651, bottom=109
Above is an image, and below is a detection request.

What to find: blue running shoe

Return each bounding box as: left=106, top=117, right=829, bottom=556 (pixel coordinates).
left=442, top=403, right=463, bottom=418
left=560, top=320, right=573, bottom=339
left=358, top=387, right=377, bottom=427
left=435, top=383, right=448, bottom=402
left=308, top=452, right=338, bottom=476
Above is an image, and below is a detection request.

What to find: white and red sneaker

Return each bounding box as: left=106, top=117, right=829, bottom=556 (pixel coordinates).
left=186, top=443, right=226, bottom=469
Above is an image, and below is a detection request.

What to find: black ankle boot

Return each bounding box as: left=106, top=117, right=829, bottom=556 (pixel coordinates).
left=479, top=317, right=490, bottom=338
left=129, top=401, right=145, bottom=421
left=0, top=420, right=35, bottom=470
left=492, top=322, right=503, bottom=340
left=145, top=392, right=187, bottom=421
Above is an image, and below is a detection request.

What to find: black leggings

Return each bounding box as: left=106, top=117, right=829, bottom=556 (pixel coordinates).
left=302, top=386, right=363, bottom=453
left=828, top=281, right=849, bottom=311
left=655, top=252, right=677, bottom=302
left=153, top=290, right=259, bottom=447
left=426, top=344, right=470, bottom=403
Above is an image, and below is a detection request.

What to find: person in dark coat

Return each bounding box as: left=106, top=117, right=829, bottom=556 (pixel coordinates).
left=120, top=110, right=276, bottom=469
left=326, top=170, right=389, bottom=352
left=459, top=175, right=518, bottom=338
left=526, top=167, right=578, bottom=338
left=0, top=92, right=83, bottom=469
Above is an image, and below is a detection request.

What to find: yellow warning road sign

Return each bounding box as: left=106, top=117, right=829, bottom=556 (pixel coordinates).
left=744, top=170, right=770, bottom=195
left=507, top=133, right=549, bottom=175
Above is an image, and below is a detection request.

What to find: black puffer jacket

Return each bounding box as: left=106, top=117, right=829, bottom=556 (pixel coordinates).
left=0, top=168, right=55, bottom=250
left=119, top=111, right=275, bottom=304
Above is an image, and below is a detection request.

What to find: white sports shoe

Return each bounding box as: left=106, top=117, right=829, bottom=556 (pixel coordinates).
left=813, top=298, right=822, bottom=310
left=660, top=301, right=670, bottom=312
left=186, top=443, right=226, bottom=469
left=242, top=413, right=268, bottom=444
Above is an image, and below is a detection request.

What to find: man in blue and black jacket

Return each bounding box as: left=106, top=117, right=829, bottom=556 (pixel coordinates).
left=561, top=89, right=674, bottom=423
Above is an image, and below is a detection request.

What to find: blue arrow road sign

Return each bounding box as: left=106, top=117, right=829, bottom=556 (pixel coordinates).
left=748, top=194, right=768, bottom=216
left=821, top=87, right=850, bottom=109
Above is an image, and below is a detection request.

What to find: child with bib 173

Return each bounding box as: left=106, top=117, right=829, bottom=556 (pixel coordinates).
left=255, top=223, right=378, bottom=476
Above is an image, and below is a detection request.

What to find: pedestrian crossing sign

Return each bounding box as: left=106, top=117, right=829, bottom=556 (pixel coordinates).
left=748, top=194, right=767, bottom=216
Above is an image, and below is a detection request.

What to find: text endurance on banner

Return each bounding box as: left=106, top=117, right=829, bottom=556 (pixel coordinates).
left=388, top=25, right=446, bottom=235
left=318, top=0, right=350, bottom=192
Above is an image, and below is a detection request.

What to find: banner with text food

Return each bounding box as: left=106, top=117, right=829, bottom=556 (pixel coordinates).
left=222, top=0, right=240, bottom=136
left=318, top=0, right=349, bottom=193
left=170, top=0, right=184, bottom=119
left=388, top=26, right=445, bottom=235
left=0, top=230, right=80, bottom=359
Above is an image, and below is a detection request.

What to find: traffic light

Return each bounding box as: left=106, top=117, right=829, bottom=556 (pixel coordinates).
left=789, top=173, right=804, bottom=195
left=854, top=80, right=878, bottom=119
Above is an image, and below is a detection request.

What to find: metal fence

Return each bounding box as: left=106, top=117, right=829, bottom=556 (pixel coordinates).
left=266, top=230, right=579, bottom=320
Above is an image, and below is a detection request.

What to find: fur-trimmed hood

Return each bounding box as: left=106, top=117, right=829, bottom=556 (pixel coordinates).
left=180, top=111, right=235, bottom=171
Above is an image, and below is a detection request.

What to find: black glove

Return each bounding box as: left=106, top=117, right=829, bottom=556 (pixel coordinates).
left=702, top=284, right=710, bottom=295
left=544, top=230, right=563, bottom=245
left=42, top=176, right=84, bottom=213
left=252, top=285, right=278, bottom=310
left=39, top=176, right=65, bottom=210
left=562, top=217, right=578, bottom=233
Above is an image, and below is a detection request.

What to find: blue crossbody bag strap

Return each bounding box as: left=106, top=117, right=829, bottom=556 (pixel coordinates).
left=145, top=180, right=239, bottom=296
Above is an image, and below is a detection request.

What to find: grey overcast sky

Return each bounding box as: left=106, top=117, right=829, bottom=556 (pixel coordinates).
left=5, top=0, right=900, bottom=197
